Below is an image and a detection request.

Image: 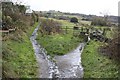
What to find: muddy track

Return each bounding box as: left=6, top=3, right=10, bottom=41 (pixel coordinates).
left=30, top=23, right=60, bottom=78
left=54, top=43, right=85, bottom=78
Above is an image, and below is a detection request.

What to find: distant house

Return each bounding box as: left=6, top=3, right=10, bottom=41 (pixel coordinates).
left=1, top=0, right=12, bottom=2
left=25, top=5, right=32, bottom=16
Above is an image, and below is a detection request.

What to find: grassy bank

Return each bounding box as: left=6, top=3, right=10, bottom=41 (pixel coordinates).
left=2, top=23, right=38, bottom=78
left=81, top=40, right=119, bottom=78
left=37, top=33, right=82, bottom=56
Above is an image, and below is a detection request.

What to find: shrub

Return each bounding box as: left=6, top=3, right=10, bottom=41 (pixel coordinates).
left=40, top=19, right=62, bottom=35
left=70, top=17, right=78, bottom=23
left=91, top=17, right=107, bottom=26
left=101, top=33, right=120, bottom=62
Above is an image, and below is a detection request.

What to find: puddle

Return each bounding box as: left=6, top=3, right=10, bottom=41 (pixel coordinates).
left=54, top=43, right=85, bottom=78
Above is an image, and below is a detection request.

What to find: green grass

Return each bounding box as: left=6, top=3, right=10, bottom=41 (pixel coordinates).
left=27, top=22, right=39, bottom=37
left=81, top=40, right=119, bottom=78
left=58, top=20, right=75, bottom=28
left=80, top=20, right=91, bottom=25
left=105, top=30, right=114, bottom=39
left=37, top=18, right=82, bottom=56
left=37, top=33, right=82, bottom=56
left=2, top=23, right=39, bottom=78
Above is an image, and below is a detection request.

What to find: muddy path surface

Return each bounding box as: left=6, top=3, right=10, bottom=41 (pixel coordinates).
left=30, top=23, right=85, bottom=78
left=54, top=43, right=85, bottom=78
left=30, top=24, right=49, bottom=78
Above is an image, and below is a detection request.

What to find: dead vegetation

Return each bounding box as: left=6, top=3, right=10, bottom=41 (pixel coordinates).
left=100, top=31, right=120, bottom=62
left=39, top=18, right=62, bottom=35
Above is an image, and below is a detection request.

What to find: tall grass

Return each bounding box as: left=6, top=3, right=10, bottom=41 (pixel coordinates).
left=81, top=40, right=119, bottom=78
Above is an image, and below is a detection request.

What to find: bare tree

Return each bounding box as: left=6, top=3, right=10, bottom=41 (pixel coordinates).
left=100, top=10, right=111, bottom=26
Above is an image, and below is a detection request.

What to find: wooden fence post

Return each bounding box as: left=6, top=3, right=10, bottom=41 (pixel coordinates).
left=66, top=26, right=67, bottom=34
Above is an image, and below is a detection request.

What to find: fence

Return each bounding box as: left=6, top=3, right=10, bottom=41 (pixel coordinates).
left=61, top=26, right=89, bottom=36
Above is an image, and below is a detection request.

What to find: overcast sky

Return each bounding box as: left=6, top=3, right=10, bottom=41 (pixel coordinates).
left=12, top=0, right=119, bottom=16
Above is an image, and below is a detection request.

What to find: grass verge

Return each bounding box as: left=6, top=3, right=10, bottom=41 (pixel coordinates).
left=2, top=22, right=38, bottom=78
left=81, top=40, right=119, bottom=78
